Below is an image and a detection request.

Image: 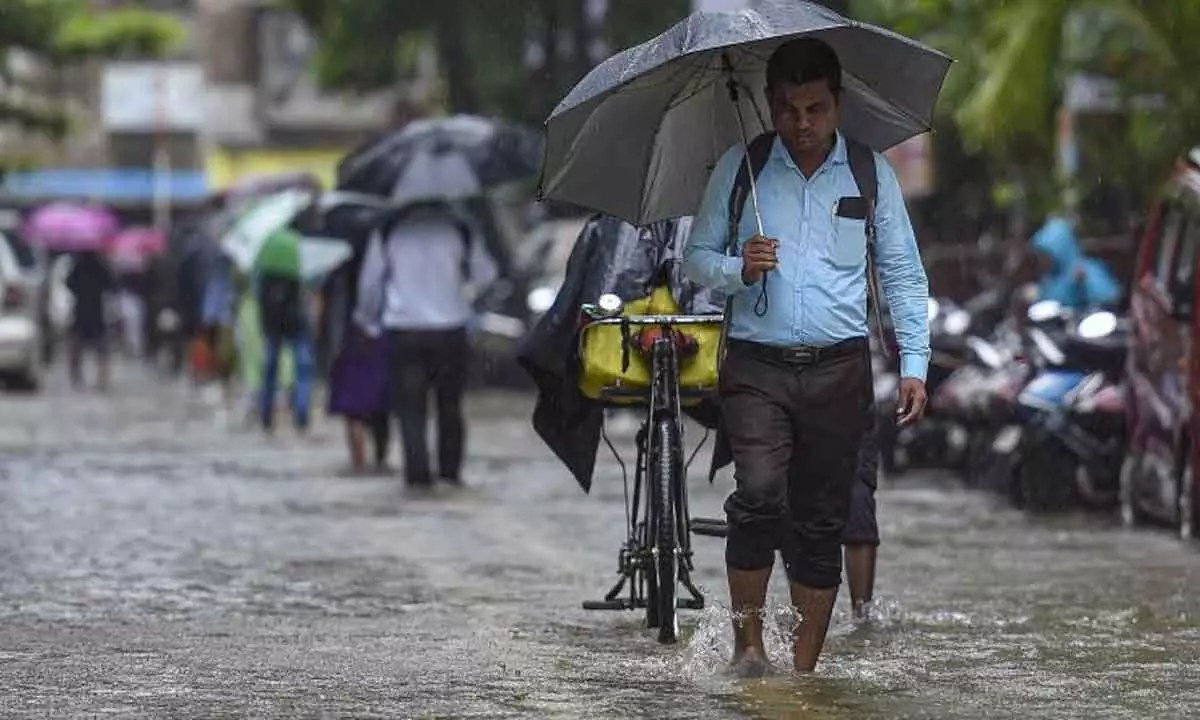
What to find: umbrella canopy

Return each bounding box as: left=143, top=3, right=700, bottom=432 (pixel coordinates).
left=218, top=190, right=352, bottom=281
left=337, top=114, right=542, bottom=199
left=219, top=188, right=315, bottom=271
left=22, top=202, right=119, bottom=251
left=108, top=226, right=167, bottom=272
left=110, top=226, right=167, bottom=255
left=539, top=0, right=951, bottom=224
left=249, top=229, right=352, bottom=281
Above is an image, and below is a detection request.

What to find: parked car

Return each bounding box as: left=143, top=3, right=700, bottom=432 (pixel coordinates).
left=0, top=232, right=43, bottom=390
left=1122, top=148, right=1200, bottom=541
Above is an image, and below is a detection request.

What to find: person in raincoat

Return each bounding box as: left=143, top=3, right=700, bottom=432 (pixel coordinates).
left=255, top=227, right=315, bottom=432
left=1030, top=217, right=1121, bottom=309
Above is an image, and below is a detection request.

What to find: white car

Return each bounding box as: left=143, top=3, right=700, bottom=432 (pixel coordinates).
left=0, top=232, right=44, bottom=390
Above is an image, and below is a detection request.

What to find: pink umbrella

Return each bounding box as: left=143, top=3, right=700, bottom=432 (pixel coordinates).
left=108, top=227, right=167, bottom=272
left=23, top=202, right=119, bottom=251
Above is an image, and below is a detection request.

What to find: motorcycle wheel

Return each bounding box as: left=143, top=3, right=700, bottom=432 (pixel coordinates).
left=1018, top=434, right=1079, bottom=513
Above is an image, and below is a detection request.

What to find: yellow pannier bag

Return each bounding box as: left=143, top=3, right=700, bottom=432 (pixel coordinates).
left=578, top=285, right=723, bottom=405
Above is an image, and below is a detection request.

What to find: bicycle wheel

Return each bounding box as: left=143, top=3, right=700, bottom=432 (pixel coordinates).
left=650, top=414, right=680, bottom=644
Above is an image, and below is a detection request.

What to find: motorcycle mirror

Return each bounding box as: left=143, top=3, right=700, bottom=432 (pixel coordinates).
left=926, top=297, right=941, bottom=322
left=1027, top=299, right=1063, bottom=324
left=596, top=293, right=624, bottom=317
left=944, top=309, right=971, bottom=336
left=1077, top=310, right=1118, bottom=340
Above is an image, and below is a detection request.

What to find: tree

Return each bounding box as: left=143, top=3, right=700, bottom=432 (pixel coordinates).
left=952, top=0, right=1200, bottom=215
left=288, top=0, right=689, bottom=125
left=0, top=0, right=187, bottom=139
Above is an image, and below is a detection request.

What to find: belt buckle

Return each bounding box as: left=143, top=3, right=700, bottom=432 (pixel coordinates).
left=787, top=347, right=816, bottom=364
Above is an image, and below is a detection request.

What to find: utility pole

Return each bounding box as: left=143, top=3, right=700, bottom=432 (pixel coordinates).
left=152, top=65, right=171, bottom=233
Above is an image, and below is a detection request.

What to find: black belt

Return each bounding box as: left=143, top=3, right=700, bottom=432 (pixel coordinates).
left=728, top=337, right=867, bottom=366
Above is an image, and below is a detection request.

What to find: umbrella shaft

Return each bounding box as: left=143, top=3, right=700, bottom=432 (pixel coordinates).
left=730, top=86, right=765, bottom=238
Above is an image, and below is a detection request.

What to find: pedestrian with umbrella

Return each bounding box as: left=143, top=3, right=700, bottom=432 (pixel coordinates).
left=319, top=191, right=395, bottom=474
left=342, top=113, right=538, bottom=489
left=349, top=118, right=535, bottom=490
left=539, top=1, right=949, bottom=673
left=22, top=201, right=120, bottom=379
left=220, top=189, right=354, bottom=432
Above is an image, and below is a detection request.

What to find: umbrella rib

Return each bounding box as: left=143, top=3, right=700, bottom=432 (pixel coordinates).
left=635, top=56, right=716, bottom=222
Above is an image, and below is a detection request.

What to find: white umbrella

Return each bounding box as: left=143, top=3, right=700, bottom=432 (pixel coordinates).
left=297, top=236, right=353, bottom=280
left=219, top=188, right=314, bottom=271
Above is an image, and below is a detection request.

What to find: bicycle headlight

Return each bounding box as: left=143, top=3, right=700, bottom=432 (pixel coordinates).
left=596, top=293, right=624, bottom=317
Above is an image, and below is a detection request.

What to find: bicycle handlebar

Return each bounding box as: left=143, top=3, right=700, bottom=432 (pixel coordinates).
left=582, top=314, right=725, bottom=327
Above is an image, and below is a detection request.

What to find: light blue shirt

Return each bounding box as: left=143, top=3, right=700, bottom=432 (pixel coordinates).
left=683, top=133, right=931, bottom=380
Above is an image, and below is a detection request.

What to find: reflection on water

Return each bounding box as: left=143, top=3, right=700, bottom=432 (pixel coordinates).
left=0, top=380, right=1198, bottom=718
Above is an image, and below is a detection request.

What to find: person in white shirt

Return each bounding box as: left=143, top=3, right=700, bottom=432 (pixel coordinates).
left=354, top=200, right=498, bottom=489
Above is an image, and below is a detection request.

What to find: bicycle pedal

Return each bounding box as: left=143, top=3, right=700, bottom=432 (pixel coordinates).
left=689, top=517, right=728, bottom=538
left=677, top=598, right=704, bottom=610
left=582, top=599, right=633, bottom=611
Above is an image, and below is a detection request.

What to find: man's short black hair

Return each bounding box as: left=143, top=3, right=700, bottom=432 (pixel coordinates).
left=765, top=37, right=843, bottom=95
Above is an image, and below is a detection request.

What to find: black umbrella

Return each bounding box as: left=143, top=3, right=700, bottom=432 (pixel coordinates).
left=539, top=0, right=951, bottom=225
left=337, top=114, right=543, bottom=198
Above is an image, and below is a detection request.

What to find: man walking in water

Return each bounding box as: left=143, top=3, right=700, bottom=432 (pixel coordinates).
left=684, top=38, right=929, bottom=673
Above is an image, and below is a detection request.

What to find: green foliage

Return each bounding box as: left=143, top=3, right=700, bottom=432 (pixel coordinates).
left=54, top=7, right=188, bottom=60
left=0, top=0, right=186, bottom=139
left=285, top=0, right=689, bottom=123
left=857, top=0, right=1200, bottom=221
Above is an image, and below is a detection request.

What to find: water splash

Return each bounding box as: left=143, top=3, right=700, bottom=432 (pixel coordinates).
left=678, top=601, right=805, bottom=680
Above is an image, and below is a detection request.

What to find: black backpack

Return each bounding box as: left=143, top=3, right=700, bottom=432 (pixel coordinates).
left=724, top=131, right=890, bottom=348
left=258, top=273, right=305, bottom=340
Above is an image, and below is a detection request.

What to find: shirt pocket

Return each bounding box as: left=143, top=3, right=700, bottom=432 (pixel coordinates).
left=831, top=216, right=867, bottom=269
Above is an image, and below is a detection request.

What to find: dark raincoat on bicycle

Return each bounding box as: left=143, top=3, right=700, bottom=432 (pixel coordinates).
left=517, top=214, right=730, bottom=492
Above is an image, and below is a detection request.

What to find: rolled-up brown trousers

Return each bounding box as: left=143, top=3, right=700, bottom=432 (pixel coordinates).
left=720, top=337, right=871, bottom=589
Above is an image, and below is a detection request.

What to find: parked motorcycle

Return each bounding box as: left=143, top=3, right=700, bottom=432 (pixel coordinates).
left=1010, top=303, right=1128, bottom=512
left=877, top=289, right=1009, bottom=476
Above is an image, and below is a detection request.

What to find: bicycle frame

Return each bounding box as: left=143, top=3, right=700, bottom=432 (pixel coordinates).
left=581, top=313, right=722, bottom=636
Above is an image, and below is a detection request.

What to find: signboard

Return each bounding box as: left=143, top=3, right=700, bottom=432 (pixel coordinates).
left=101, top=62, right=204, bottom=132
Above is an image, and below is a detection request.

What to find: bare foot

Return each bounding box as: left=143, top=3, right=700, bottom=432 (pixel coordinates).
left=729, top=646, right=772, bottom=678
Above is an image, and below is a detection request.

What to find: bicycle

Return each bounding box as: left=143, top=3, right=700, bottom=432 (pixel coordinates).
left=577, top=291, right=729, bottom=644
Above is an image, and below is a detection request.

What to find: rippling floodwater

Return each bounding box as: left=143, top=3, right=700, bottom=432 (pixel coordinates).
left=0, top=369, right=1197, bottom=718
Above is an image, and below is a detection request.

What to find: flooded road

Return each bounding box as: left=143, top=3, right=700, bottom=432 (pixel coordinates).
left=1, top=367, right=1197, bottom=718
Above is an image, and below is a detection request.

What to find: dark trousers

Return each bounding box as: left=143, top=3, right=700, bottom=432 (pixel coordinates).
left=720, top=338, right=871, bottom=589
left=387, top=328, right=469, bottom=486
left=842, top=409, right=881, bottom=547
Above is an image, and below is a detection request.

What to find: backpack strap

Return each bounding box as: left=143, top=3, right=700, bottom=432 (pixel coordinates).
left=844, top=135, right=893, bottom=353
left=844, top=137, right=877, bottom=237
left=725, top=131, right=776, bottom=255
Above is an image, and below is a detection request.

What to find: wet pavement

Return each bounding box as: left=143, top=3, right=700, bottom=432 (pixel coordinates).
left=1, top=365, right=1198, bottom=719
